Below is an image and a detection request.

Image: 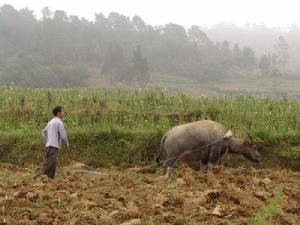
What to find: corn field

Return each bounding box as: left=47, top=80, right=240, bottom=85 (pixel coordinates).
left=0, top=86, right=300, bottom=167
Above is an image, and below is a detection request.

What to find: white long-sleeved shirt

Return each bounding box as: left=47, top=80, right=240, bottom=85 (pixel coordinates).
left=42, top=117, right=69, bottom=149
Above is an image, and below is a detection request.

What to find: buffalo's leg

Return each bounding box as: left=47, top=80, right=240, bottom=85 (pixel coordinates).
left=189, top=161, right=201, bottom=171
left=199, top=160, right=208, bottom=173
left=208, top=143, right=222, bottom=169
left=207, top=162, right=215, bottom=172
left=207, top=144, right=222, bottom=183
left=163, top=158, right=177, bottom=178
left=165, top=167, right=171, bottom=178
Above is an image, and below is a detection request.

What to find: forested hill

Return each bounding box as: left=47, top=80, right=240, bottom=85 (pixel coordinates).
left=204, top=23, right=300, bottom=70
left=0, top=4, right=289, bottom=87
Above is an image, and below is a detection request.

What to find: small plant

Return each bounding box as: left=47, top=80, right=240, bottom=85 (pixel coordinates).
left=227, top=222, right=237, bottom=225
left=164, top=182, right=179, bottom=198
left=247, top=184, right=284, bottom=225
left=146, top=216, right=156, bottom=225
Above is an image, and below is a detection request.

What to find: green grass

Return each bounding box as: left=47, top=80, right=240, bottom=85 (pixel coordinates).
left=0, top=171, right=19, bottom=183
left=151, top=70, right=300, bottom=97
left=1, top=86, right=300, bottom=167
left=146, top=217, right=157, bottom=225
left=247, top=184, right=284, bottom=225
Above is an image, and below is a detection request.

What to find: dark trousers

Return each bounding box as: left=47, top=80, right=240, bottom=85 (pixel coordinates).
left=36, top=146, right=58, bottom=179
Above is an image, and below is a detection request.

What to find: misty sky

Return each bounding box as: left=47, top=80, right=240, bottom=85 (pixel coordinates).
left=2, top=0, right=300, bottom=27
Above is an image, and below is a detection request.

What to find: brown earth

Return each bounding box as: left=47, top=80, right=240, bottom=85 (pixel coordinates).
left=0, top=162, right=299, bottom=225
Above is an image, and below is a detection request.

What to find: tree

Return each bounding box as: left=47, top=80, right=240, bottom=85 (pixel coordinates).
left=220, top=41, right=232, bottom=69
left=0, top=4, right=262, bottom=87
left=53, top=10, right=68, bottom=22
left=41, top=7, right=51, bottom=20
left=274, top=36, right=289, bottom=67
left=232, top=44, right=242, bottom=67
left=102, top=44, right=126, bottom=83
left=163, top=23, right=187, bottom=43
left=241, top=47, right=256, bottom=67
left=19, top=8, right=35, bottom=23
left=132, top=15, right=146, bottom=32
left=0, top=4, right=18, bottom=18
left=259, top=54, right=272, bottom=74
left=270, top=36, right=288, bottom=95
left=95, top=13, right=109, bottom=31
left=131, top=46, right=149, bottom=83
left=188, top=26, right=210, bottom=46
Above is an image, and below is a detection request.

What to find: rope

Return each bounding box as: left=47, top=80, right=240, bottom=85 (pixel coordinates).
left=162, top=129, right=230, bottom=166
left=163, top=139, right=224, bottom=165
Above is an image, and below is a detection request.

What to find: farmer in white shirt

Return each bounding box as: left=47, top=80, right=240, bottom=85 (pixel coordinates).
left=34, top=106, right=69, bottom=179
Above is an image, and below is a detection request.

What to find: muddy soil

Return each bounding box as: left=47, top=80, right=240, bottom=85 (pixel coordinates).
left=0, top=162, right=299, bottom=225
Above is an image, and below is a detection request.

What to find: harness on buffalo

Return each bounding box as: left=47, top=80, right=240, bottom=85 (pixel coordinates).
left=163, top=129, right=233, bottom=165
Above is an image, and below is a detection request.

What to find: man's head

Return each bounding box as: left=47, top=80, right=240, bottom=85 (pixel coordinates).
left=53, top=106, right=65, bottom=119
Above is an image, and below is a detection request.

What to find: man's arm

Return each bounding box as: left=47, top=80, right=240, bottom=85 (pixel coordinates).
left=41, top=127, right=48, bottom=144
left=58, top=122, right=69, bottom=146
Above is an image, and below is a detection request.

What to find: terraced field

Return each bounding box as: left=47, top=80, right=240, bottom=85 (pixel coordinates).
left=0, top=162, right=299, bottom=225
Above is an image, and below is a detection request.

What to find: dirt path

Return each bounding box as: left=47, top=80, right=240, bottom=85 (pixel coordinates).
left=0, top=163, right=299, bottom=225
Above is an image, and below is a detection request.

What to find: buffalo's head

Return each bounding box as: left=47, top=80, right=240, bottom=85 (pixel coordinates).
left=240, top=139, right=262, bottom=163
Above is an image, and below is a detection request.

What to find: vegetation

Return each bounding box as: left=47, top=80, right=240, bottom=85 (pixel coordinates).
left=205, top=23, right=300, bottom=70
left=0, top=3, right=298, bottom=225
left=0, top=4, right=260, bottom=87
left=247, top=184, right=284, bottom=225
left=1, top=4, right=298, bottom=98
left=0, top=87, right=300, bottom=167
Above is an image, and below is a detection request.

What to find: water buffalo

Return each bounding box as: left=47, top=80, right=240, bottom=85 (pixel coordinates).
left=156, top=120, right=262, bottom=177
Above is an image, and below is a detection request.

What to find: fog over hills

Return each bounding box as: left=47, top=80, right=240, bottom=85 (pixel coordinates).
left=0, top=3, right=299, bottom=97
left=203, top=23, right=300, bottom=70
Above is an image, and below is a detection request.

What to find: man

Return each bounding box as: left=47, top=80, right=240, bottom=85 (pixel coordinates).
left=34, top=106, right=69, bottom=179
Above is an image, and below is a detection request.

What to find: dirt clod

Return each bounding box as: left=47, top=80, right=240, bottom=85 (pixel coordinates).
left=119, top=218, right=141, bottom=225
left=0, top=163, right=299, bottom=225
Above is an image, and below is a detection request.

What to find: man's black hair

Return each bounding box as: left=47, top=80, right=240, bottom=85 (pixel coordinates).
left=53, top=106, right=64, bottom=116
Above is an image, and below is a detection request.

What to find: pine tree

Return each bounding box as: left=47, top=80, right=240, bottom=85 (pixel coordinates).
left=274, top=36, right=289, bottom=67
left=132, top=46, right=149, bottom=84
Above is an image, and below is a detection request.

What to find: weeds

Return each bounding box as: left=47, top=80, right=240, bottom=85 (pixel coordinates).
left=164, top=182, right=179, bottom=198
left=247, top=184, right=284, bottom=225
left=146, top=216, right=157, bottom=225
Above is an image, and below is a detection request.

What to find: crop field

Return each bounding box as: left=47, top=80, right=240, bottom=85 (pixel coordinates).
left=149, top=72, right=300, bottom=97
left=0, top=87, right=300, bottom=224
left=1, top=86, right=300, bottom=167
